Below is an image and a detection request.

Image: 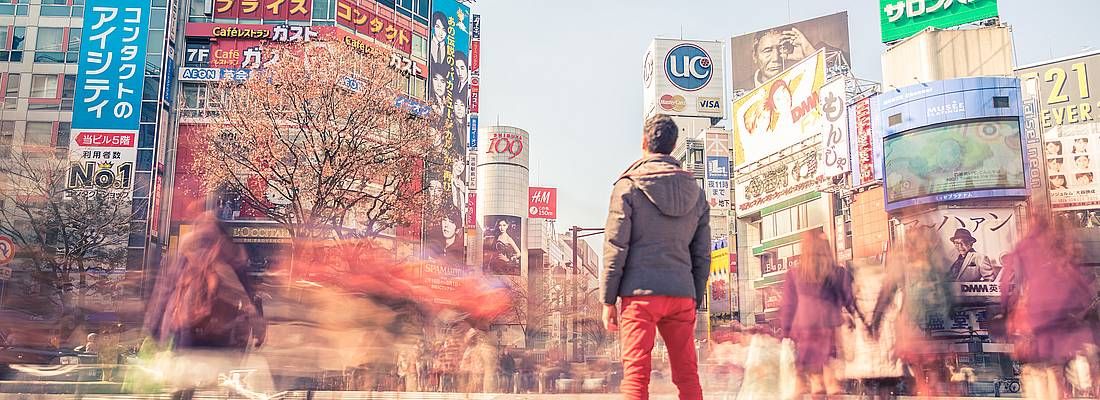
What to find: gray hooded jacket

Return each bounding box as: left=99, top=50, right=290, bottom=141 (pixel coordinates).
left=600, top=154, right=710, bottom=306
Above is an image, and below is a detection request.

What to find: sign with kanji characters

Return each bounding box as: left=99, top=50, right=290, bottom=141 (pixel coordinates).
left=852, top=96, right=876, bottom=186
left=185, top=22, right=320, bottom=42
left=71, top=0, right=148, bottom=195
left=817, top=78, right=850, bottom=178
left=528, top=187, right=557, bottom=219
left=214, top=0, right=312, bottom=21
left=335, top=0, right=412, bottom=54
left=880, top=0, right=999, bottom=43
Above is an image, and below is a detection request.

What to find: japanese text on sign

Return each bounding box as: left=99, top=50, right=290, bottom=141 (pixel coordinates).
left=214, top=0, right=312, bottom=21
left=335, top=0, right=412, bottom=54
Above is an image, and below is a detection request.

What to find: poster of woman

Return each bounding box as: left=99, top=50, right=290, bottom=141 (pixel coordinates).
left=483, top=215, right=522, bottom=275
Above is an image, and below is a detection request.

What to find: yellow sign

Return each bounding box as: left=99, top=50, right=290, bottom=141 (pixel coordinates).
left=710, top=247, right=730, bottom=274
left=732, top=50, right=827, bottom=167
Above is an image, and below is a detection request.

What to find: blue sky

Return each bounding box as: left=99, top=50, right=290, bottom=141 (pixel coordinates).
left=474, top=0, right=1099, bottom=246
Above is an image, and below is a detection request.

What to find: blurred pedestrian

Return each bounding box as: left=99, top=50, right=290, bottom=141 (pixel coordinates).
left=397, top=344, right=419, bottom=392
left=779, top=230, right=860, bottom=397
left=870, top=225, right=955, bottom=397
left=74, top=333, right=99, bottom=353
left=499, top=347, right=516, bottom=392
left=601, top=114, right=709, bottom=400
left=736, top=325, right=782, bottom=400
left=1001, top=215, right=1096, bottom=399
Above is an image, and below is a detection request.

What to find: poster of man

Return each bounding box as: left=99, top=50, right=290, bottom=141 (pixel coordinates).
left=483, top=215, right=522, bottom=275
left=428, top=205, right=465, bottom=263
left=903, top=208, right=1019, bottom=300
left=729, top=12, right=850, bottom=96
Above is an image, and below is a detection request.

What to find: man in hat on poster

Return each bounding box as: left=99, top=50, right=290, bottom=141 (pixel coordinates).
left=948, top=229, right=997, bottom=282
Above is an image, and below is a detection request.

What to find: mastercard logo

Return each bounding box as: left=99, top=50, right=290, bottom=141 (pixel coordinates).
left=659, top=94, right=686, bottom=112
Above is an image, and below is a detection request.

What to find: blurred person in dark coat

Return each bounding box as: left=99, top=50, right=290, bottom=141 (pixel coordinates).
left=779, top=229, right=859, bottom=397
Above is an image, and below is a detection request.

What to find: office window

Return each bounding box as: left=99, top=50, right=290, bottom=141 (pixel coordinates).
left=0, top=121, right=13, bottom=158
left=4, top=73, right=18, bottom=110
left=61, top=74, right=75, bottom=111
left=41, top=0, right=75, bottom=17
left=56, top=122, right=70, bottom=157
left=411, top=76, right=426, bottom=100
left=34, top=27, right=64, bottom=63
left=25, top=122, right=53, bottom=148
left=0, top=27, right=26, bottom=62
left=29, top=74, right=58, bottom=98
left=412, top=34, right=427, bottom=60
left=66, top=28, right=80, bottom=63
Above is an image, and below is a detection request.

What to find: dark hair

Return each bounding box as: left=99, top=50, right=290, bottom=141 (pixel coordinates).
left=643, top=115, right=678, bottom=154
left=752, top=28, right=786, bottom=54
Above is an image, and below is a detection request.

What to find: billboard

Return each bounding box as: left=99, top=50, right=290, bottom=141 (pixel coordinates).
left=214, top=0, right=312, bottom=21
left=817, top=78, right=850, bottom=178
left=428, top=0, right=472, bottom=153
left=705, top=129, right=732, bottom=210
left=643, top=39, right=725, bottom=119
left=735, top=146, right=825, bottom=217
left=732, top=50, right=826, bottom=167
left=69, top=0, right=150, bottom=195
left=880, top=0, right=999, bottom=43
left=851, top=96, right=877, bottom=186
left=900, top=207, right=1018, bottom=300
left=483, top=215, right=522, bottom=276
left=709, top=245, right=732, bottom=315
left=528, top=187, right=557, bottom=219
left=729, top=12, right=849, bottom=97
left=1018, top=53, right=1100, bottom=211
left=883, top=119, right=1025, bottom=210
left=335, top=0, right=412, bottom=53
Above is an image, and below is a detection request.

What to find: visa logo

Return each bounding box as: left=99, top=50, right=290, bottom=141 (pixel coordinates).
left=697, top=97, right=721, bottom=111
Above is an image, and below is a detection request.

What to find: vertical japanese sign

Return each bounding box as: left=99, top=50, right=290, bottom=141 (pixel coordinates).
left=880, top=0, right=999, bottom=43
left=817, top=78, right=850, bottom=178
left=69, top=0, right=150, bottom=195
left=528, top=187, right=557, bottom=219
left=851, top=96, right=876, bottom=186
left=705, top=129, right=732, bottom=211
left=469, top=14, right=480, bottom=149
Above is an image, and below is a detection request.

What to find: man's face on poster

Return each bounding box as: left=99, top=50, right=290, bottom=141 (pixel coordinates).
left=952, top=238, right=974, bottom=256
left=754, top=31, right=789, bottom=81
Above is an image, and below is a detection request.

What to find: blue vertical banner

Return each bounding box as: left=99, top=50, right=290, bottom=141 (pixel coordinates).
left=68, top=0, right=150, bottom=193
left=468, top=114, right=478, bottom=150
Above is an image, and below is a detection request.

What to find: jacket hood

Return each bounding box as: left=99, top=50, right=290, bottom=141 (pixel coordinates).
left=619, top=154, right=699, bottom=217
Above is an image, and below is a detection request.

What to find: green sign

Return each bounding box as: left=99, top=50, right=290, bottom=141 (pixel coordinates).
left=880, top=0, right=999, bottom=43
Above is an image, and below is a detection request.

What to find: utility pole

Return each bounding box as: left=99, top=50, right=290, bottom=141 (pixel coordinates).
left=568, top=226, right=603, bottom=363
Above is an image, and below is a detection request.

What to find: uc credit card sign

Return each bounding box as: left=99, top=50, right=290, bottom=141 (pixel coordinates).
left=69, top=0, right=150, bottom=193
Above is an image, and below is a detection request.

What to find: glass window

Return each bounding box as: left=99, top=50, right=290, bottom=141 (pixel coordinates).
left=137, top=149, right=153, bottom=171
left=151, top=8, right=167, bottom=27
left=143, top=76, right=159, bottom=100
left=25, top=122, right=53, bottom=147
left=146, top=31, right=164, bottom=54
left=67, top=28, right=80, bottom=52
left=0, top=121, right=13, bottom=156
left=35, top=28, right=63, bottom=51
left=412, top=34, right=427, bottom=60
left=40, top=5, right=72, bottom=17
left=42, top=0, right=67, bottom=4
left=29, top=74, right=58, bottom=98
left=138, top=124, right=156, bottom=148
left=146, top=53, right=162, bottom=75
left=61, top=74, right=75, bottom=110
left=5, top=73, right=18, bottom=110
left=11, top=27, right=24, bottom=50
left=188, top=0, right=205, bottom=17
left=411, top=76, right=426, bottom=100
left=416, top=0, right=429, bottom=21
left=56, top=122, right=69, bottom=147
left=313, top=0, right=332, bottom=19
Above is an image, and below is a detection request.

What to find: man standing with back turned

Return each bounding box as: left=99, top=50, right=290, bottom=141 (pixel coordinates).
left=601, top=115, right=710, bottom=400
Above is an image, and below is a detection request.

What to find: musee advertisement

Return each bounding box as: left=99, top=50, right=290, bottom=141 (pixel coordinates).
left=1018, top=52, right=1100, bottom=211
left=729, top=12, right=850, bottom=96
left=732, top=50, right=826, bottom=168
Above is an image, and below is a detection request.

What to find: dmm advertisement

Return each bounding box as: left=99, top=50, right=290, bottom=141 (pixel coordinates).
left=883, top=119, right=1025, bottom=210
left=899, top=207, right=1019, bottom=300
left=1018, top=52, right=1100, bottom=211
left=880, top=0, right=999, bottom=43
left=69, top=0, right=150, bottom=195
left=729, top=12, right=849, bottom=96
left=732, top=50, right=826, bottom=167
left=483, top=215, right=522, bottom=276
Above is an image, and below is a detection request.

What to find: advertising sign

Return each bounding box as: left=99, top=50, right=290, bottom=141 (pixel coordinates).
left=642, top=39, right=725, bottom=119
left=883, top=119, right=1025, bottom=210
left=709, top=245, right=732, bottom=315
left=705, top=130, right=732, bottom=210
left=466, top=192, right=476, bottom=228
left=428, top=0, right=472, bottom=150
left=880, top=0, right=999, bottom=43
left=1018, top=53, right=1100, bottom=211
left=900, top=207, right=1018, bottom=300
left=335, top=0, right=412, bottom=53
left=426, top=205, right=464, bottom=264
left=483, top=215, right=522, bottom=276
left=817, top=78, right=850, bottom=178
left=852, top=96, right=876, bottom=186
left=735, top=147, right=825, bottom=216
left=528, top=187, right=557, bottom=219
left=760, top=285, right=783, bottom=312
left=214, top=0, right=312, bottom=21
left=70, top=0, right=150, bottom=195
left=480, top=127, right=529, bottom=168
left=468, top=114, right=479, bottom=150
left=732, top=50, right=826, bottom=167
left=730, top=12, right=850, bottom=96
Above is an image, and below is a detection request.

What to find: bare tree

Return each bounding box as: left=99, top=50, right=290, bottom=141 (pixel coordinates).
left=192, top=41, right=447, bottom=244
left=0, top=146, right=133, bottom=315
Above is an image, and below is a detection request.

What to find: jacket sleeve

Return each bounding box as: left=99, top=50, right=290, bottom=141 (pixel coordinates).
left=779, top=272, right=797, bottom=338
left=689, top=191, right=711, bottom=308
left=601, top=179, right=633, bottom=305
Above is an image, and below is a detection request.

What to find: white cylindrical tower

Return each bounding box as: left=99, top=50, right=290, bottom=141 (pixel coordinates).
left=475, top=125, right=530, bottom=278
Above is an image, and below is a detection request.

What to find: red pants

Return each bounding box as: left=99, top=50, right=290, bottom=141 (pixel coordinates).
left=619, top=295, right=702, bottom=400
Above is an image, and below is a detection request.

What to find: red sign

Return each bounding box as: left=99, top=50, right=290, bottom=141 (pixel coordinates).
left=75, top=132, right=136, bottom=148
left=470, top=40, right=480, bottom=72
left=335, top=0, right=412, bottom=54
left=466, top=193, right=476, bottom=228
left=528, top=187, right=557, bottom=219
left=854, top=97, right=875, bottom=186
left=760, top=285, right=783, bottom=311
left=470, top=76, right=480, bottom=113
left=214, top=0, right=312, bottom=21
